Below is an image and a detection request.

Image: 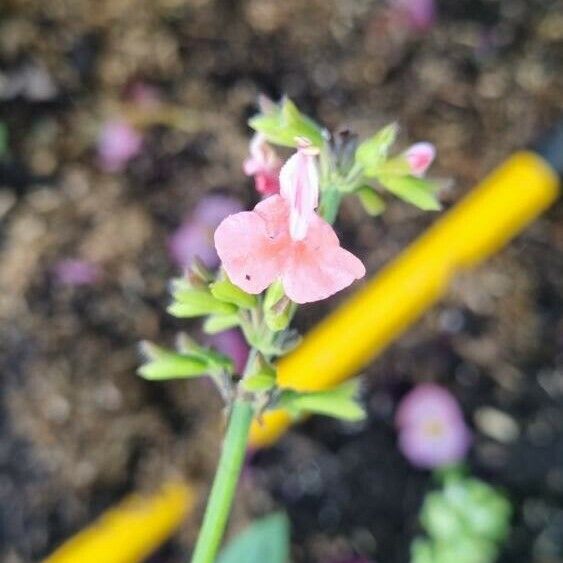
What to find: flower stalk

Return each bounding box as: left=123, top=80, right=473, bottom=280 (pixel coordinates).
left=190, top=397, right=254, bottom=563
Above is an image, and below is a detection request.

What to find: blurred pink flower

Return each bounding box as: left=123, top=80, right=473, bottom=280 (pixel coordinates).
left=243, top=133, right=282, bottom=196
left=391, top=0, right=436, bottom=32
left=404, top=142, right=436, bottom=177
left=168, top=195, right=244, bottom=270
left=215, top=146, right=365, bottom=303
left=209, top=329, right=249, bottom=374
left=52, top=259, right=101, bottom=286
left=395, top=383, right=472, bottom=469
left=97, top=120, right=143, bottom=172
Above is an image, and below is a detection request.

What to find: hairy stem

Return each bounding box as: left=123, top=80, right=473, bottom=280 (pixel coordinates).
left=190, top=398, right=254, bottom=563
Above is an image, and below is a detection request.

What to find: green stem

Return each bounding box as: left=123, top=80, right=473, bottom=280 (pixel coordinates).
left=190, top=398, right=254, bottom=563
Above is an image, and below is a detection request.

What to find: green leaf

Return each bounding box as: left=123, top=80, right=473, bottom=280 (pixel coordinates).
left=355, top=123, right=398, bottom=176
left=377, top=174, right=441, bottom=211
left=175, top=334, right=234, bottom=373
left=279, top=380, right=366, bottom=422
left=210, top=278, right=257, bottom=309
left=249, top=97, right=324, bottom=148
left=356, top=186, right=386, bottom=216
left=203, top=314, right=240, bottom=334
left=137, top=341, right=209, bottom=380
left=217, top=513, right=290, bottom=563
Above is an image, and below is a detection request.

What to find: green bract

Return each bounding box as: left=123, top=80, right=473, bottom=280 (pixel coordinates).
left=249, top=97, right=324, bottom=148
left=138, top=341, right=210, bottom=380
left=355, top=122, right=398, bottom=176
left=168, top=278, right=237, bottom=318
left=377, top=174, right=441, bottom=211
left=210, top=277, right=257, bottom=309
left=279, top=380, right=366, bottom=422
left=356, top=185, right=386, bottom=216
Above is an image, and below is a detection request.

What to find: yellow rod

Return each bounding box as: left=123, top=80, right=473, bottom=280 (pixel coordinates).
left=43, top=481, right=196, bottom=563
left=250, top=150, right=559, bottom=447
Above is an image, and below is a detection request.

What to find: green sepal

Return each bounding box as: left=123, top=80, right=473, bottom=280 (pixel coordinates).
left=356, top=186, right=386, bottom=216
left=175, top=333, right=234, bottom=373
left=355, top=123, right=398, bottom=176
left=249, top=97, right=324, bottom=148
left=242, top=354, right=277, bottom=392
left=210, top=278, right=257, bottom=309
left=203, top=314, right=240, bottom=334
left=377, top=174, right=441, bottom=211
left=168, top=278, right=237, bottom=318
left=278, top=380, right=366, bottom=421
left=263, top=280, right=292, bottom=332
left=137, top=341, right=209, bottom=380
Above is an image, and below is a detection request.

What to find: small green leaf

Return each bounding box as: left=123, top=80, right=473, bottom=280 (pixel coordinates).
left=355, top=123, right=398, bottom=176
left=279, top=380, right=366, bottom=422
left=356, top=186, right=386, bottom=216
left=217, top=513, right=290, bottom=563
left=137, top=341, right=209, bottom=380
left=377, top=174, right=441, bottom=211
left=249, top=97, right=324, bottom=148
left=203, top=314, right=240, bottom=334
left=210, top=278, right=257, bottom=309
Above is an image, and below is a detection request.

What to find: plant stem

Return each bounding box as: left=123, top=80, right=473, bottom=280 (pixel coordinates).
left=190, top=398, right=254, bottom=563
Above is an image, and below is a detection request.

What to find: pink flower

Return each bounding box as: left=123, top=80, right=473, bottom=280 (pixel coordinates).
left=97, top=120, right=143, bottom=172
left=404, top=142, right=436, bottom=177
left=168, top=195, right=244, bottom=270
left=52, top=259, right=101, bottom=286
left=243, top=133, right=282, bottom=196
left=215, top=147, right=365, bottom=304
left=208, top=329, right=249, bottom=375
left=395, top=384, right=472, bottom=469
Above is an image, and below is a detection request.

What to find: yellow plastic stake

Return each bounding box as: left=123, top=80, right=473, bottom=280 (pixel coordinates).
left=250, top=151, right=559, bottom=447
left=44, top=481, right=195, bottom=563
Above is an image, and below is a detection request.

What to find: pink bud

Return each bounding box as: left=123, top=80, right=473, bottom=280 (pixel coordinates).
left=404, top=142, right=436, bottom=177
left=97, top=120, right=143, bottom=172
left=243, top=133, right=282, bottom=196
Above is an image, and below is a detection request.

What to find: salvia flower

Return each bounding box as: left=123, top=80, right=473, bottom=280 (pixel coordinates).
left=169, top=195, right=244, bottom=270
left=215, top=145, right=365, bottom=304
left=97, top=119, right=143, bottom=172
left=395, top=383, right=472, bottom=469
left=243, top=133, right=282, bottom=196
left=404, top=142, right=436, bottom=177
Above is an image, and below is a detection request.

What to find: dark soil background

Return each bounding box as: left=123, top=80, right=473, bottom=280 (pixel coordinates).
left=0, top=0, right=562, bottom=562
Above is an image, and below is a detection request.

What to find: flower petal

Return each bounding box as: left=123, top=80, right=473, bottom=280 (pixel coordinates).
left=279, top=147, right=319, bottom=240
left=281, top=215, right=365, bottom=303
left=214, top=196, right=290, bottom=294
